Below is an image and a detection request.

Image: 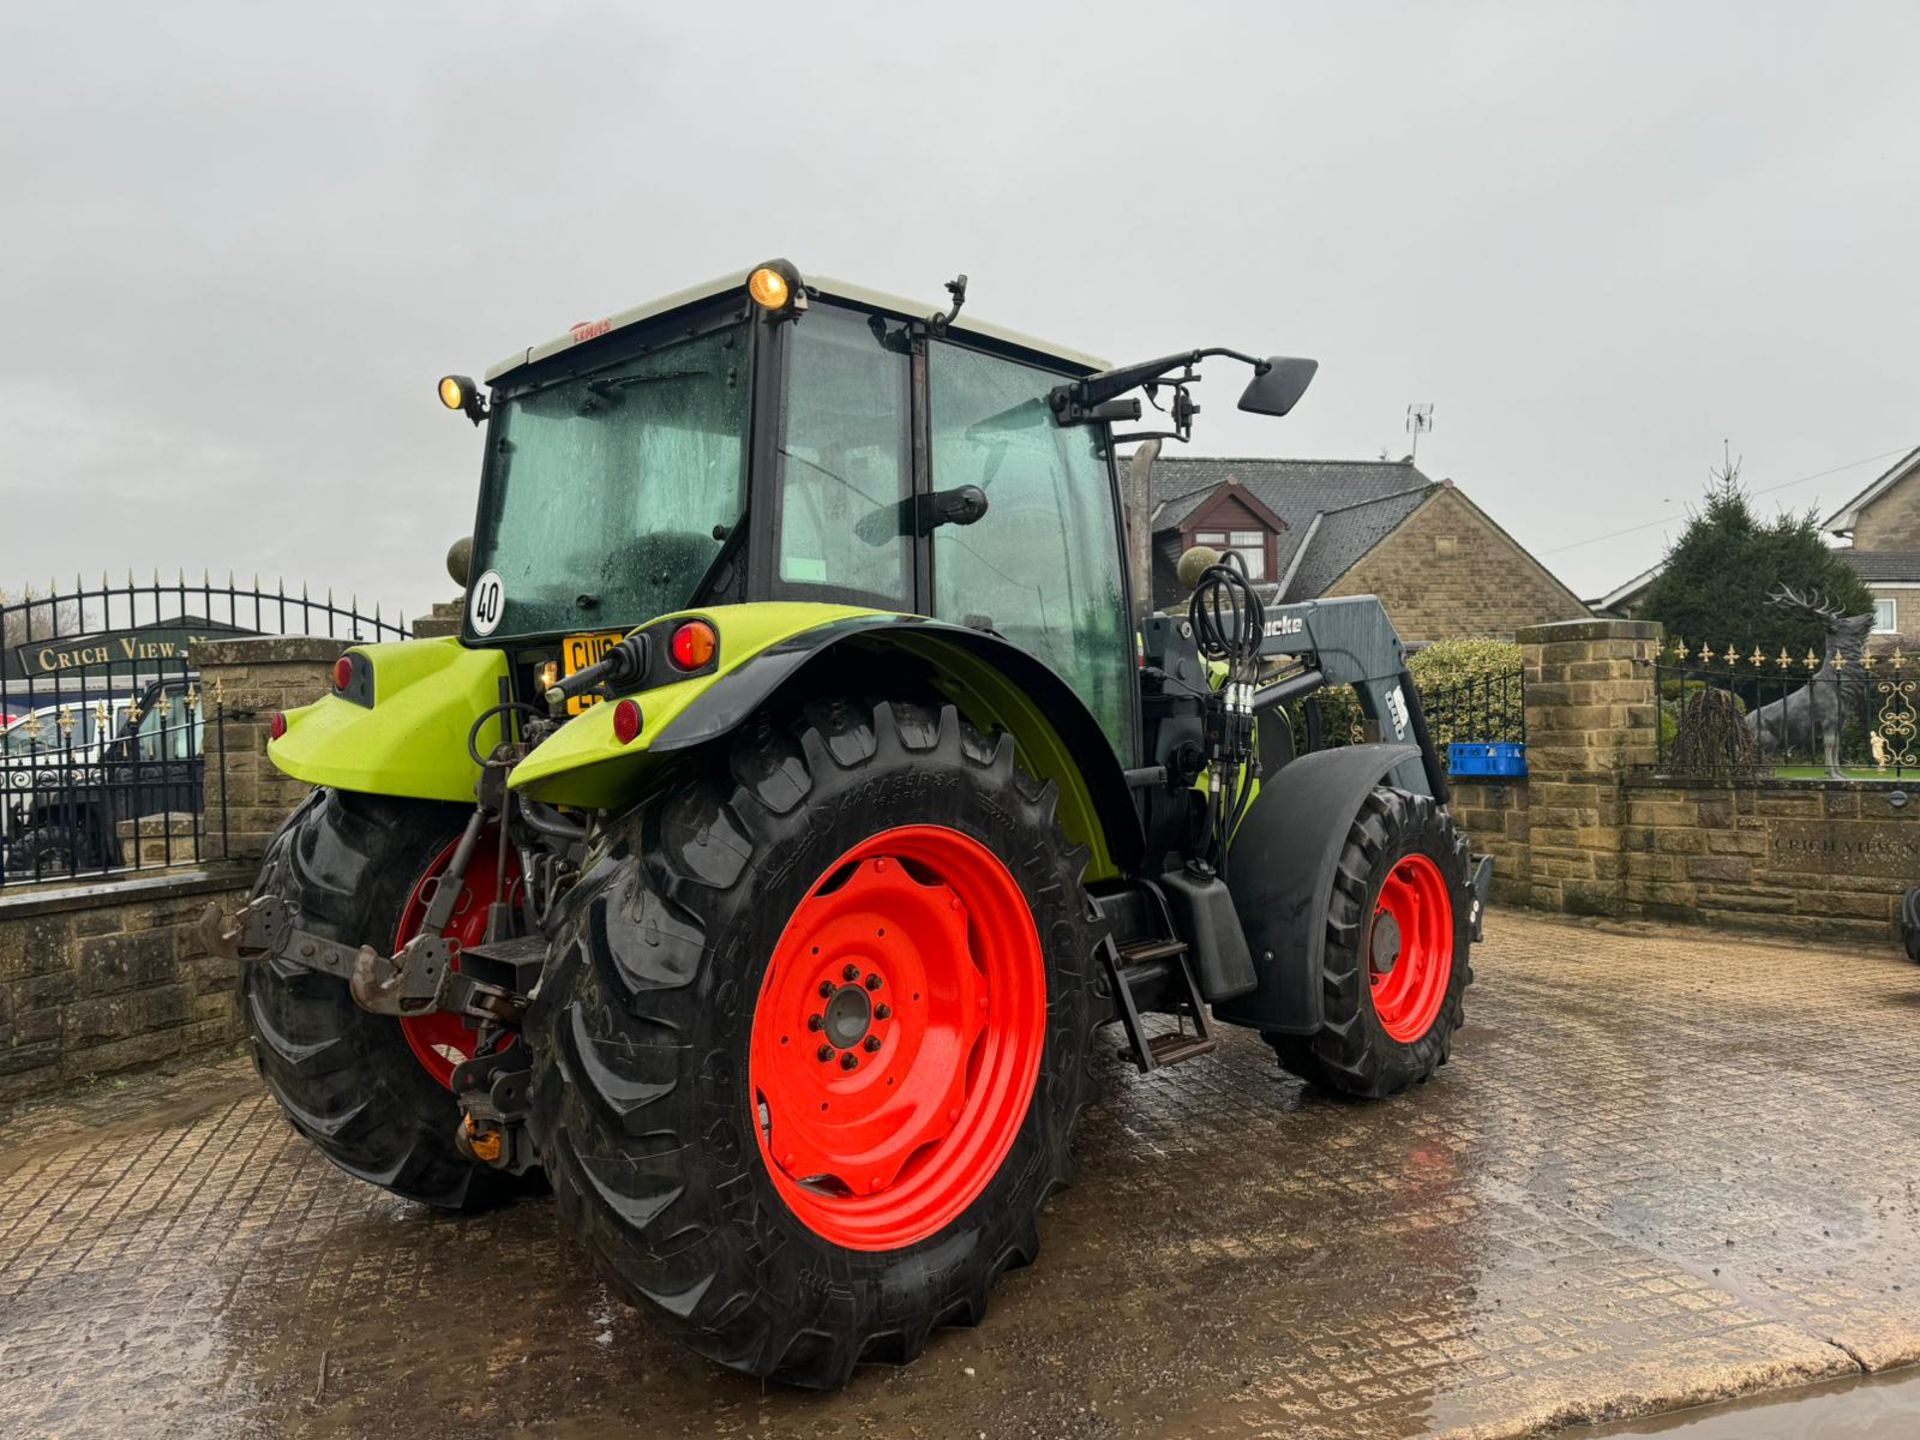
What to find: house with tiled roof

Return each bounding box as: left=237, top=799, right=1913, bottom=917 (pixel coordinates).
left=1825, top=444, right=1920, bottom=638
left=1139, top=454, right=1589, bottom=644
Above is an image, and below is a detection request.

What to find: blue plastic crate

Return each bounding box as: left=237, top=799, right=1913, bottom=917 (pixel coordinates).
left=1449, top=742, right=1527, bottom=777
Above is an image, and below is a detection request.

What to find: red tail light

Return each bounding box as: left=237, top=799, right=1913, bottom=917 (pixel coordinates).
left=332, top=656, right=355, bottom=691
left=269, top=712, right=288, bottom=741
left=612, top=698, right=643, bottom=744
left=669, top=619, right=717, bottom=670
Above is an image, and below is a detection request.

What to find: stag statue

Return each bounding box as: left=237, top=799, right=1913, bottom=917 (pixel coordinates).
left=1744, top=585, right=1875, bottom=779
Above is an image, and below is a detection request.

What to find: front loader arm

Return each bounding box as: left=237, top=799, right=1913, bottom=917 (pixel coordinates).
left=1255, top=596, right=1446, bottom=802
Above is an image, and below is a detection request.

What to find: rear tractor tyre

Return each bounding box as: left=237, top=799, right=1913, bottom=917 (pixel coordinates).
left=1267, top=786, right=1472, bottom=1100
left=525, top=699, right=1102, bottom=1389
left=239, top=788, right=542, bottom=1210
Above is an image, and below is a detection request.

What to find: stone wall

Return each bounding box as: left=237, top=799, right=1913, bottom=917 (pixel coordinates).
left=1451, top=617, right=1920, bottom=942
left=1328, top=487, right=1591, bottom=644
left=1619, top=779, right=1917, bottom=941
left=1449, top=776, right=1530, bottom=904
left=0, top=871, right=251, bottom=1105
left=0, top=636, right=335, bottom=1106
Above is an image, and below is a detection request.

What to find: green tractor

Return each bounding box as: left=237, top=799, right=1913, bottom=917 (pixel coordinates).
left=205, top=261, right=1489, bottom=1388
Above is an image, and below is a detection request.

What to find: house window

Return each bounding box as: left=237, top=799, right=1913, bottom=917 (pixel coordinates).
left=1875, top=598, right=1897, bottom=634
left=1194, top=528, right=1268, bottom=581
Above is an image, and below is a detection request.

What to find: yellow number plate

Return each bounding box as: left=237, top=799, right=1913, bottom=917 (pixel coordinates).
left=561, top=631, right=626, bottom=715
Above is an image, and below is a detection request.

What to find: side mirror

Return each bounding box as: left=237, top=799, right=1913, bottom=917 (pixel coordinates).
left=446, top=536, right=472, bottom=588
left=1238, top=357, right=1319, bottom=417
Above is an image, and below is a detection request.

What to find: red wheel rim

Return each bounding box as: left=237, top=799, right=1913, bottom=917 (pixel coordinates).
left=747, top=824, right=1047, bottom=1252
left=393, top=828, right=523, bottom=1090
left=1369, top=852, right=1454, bottom=1044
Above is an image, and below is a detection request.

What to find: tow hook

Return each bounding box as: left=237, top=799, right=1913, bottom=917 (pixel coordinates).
left=451, top=1047, right=537, bottom=1173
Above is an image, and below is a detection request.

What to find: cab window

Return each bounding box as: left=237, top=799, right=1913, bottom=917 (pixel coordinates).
left=775, top=305, right=912, bottom=607
left=928, top=343, right=1132, bottom=755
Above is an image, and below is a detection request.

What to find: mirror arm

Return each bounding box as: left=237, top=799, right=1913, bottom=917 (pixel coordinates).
left=1050, top=347, right=1270, bottom=424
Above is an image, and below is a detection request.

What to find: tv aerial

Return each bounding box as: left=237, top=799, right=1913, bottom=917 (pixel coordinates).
left=1406, top=403, right=1434, bottom=461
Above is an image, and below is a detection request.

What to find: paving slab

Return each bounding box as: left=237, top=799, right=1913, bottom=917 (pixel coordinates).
left=1, top=910, right=1916, bottom=1439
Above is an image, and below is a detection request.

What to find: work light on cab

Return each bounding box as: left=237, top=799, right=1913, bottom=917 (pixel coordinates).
left=748, top=260, right=806, bottom=317
left=669, top=619, right=717, bottom=671
left=437, top=374, right=487, bottom=425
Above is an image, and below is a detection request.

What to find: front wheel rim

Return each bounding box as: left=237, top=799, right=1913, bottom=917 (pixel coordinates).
left=748, top=824, right=1048, bottom=1252
left=1368, top=852, right=1454, bottom=1044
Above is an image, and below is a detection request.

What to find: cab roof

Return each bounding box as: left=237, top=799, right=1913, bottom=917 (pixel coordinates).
left=483, top=268, right=1111, bottom=384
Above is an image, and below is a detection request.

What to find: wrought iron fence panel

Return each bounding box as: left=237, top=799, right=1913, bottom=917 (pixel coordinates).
left=1647, top=635, right=1914, bottom=780
left=0, top=574, right=406, bottom=887
left=1420, top=669, right=1526, bottom=770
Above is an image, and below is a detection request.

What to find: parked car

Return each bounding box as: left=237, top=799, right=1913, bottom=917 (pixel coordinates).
left=0, top=680, right=200, bottom=877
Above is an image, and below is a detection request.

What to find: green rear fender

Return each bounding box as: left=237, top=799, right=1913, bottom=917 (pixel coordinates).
left=267, top=636, right=508, bottom=802
left=508, top=606, right=1140, bottom=881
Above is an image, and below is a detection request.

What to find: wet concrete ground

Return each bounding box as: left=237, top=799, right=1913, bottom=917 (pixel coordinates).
left=1572, top=1366, right=1920, bottom=1437
left=4, top=909, right=1920, bottom=1439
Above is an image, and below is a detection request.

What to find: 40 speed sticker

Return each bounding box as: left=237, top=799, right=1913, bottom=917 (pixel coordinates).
left=468, top=570, right=506, bottom=636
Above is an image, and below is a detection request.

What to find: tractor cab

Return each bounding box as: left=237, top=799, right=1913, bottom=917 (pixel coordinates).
left=451, top=264, right=1136, bottom=751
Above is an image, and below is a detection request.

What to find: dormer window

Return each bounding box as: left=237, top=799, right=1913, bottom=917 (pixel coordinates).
left=1194, top=528, right=1269, bottom=581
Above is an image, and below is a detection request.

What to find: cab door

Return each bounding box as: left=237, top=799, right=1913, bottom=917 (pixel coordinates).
left=766, top=304, right=916, bottom=611
left=925, top=340, right=1136, bottom=759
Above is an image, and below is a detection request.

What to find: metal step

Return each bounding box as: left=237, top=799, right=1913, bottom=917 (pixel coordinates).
left=1099, top=929, right=1217, bottom=1075
left=1115, top=938, right=1189, bottom=967
left=1147, top=1030, right=1217, bottom=1067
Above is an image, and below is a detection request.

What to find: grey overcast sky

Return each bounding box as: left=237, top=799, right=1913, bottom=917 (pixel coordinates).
left=2, top=2, right=1915, bottom=621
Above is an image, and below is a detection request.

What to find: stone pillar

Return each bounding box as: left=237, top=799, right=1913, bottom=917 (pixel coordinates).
left=189, top=636, right=341, bottom=864
left=1517, top=618, right=1662, bottom=916
left=412, top=596, right=464, bottom=639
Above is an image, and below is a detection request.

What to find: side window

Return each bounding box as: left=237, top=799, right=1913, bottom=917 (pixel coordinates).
left=132, top=693, right=200, bottom=761
left=929, top=344, right=1132, bottom=755
left=776, top=306, right=912, bottom=607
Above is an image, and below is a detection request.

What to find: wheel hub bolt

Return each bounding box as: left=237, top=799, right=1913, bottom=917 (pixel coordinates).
left=864, top=973, right=882, bottom=991
left=807, top=1014, right=824, bottom=1031
left=863, top=1035, right=882, bottom=1053
left=816, top=1044, right=834, bottom=1062
left=875, top=1004, right=892, bottom=1020
left=840, top=1052, right=859, bottom=1071
left=818, top=981, right=835, bottom=998
left=843, top=964, right=861, bottom=982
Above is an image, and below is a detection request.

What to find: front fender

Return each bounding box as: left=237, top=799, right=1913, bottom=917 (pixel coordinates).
left=268, top=636, right=508, bottom=803
left=1211, top=743, right=1421, bottom=1036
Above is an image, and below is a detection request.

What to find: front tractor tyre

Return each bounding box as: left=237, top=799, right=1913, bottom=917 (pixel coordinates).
left=1267, top=786, right=1472, bottom=1100
left=239, top=789, right=541, bottom=1210
left=526, top=700, right=1102, bottom=1388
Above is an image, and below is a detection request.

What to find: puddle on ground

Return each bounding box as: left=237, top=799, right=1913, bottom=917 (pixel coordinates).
left=1571, top=1366, right=1920, bottom=1438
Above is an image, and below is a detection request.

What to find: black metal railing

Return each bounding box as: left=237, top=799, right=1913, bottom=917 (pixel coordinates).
left=1649, top=638, right=1915, bottom=780
left=0, top=574, right=406, bottom=887
left=1421, top=668, right=1526, bottom=765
